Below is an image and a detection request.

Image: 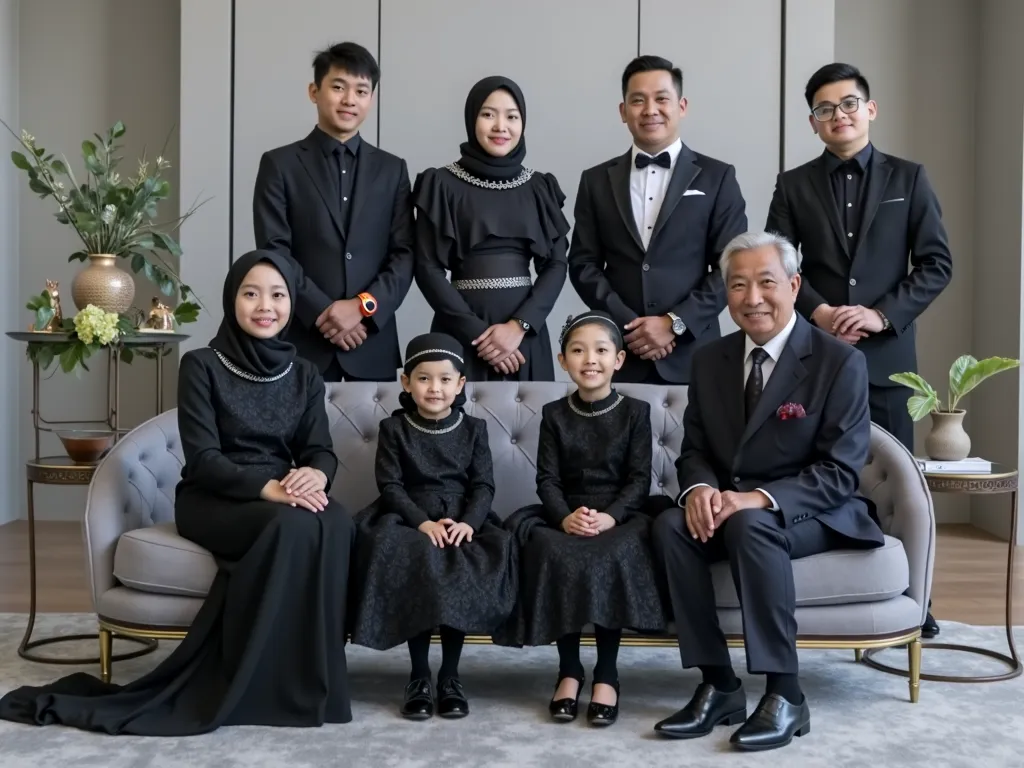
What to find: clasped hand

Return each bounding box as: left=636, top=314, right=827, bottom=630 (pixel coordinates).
left=812, top=304, right=883, bottom=344
left=561, top=507, right=616, bottom=537
left=624, top=316, right=676, bottom=361
left=472, top=321, right=526, bottom=375
left=261, top=467, right=329, bottom=513
left=685, top=487, right=766, bottom=542
left=316, top=299, right=367, bottom=351
left=418, top=518, right=474, bottom=548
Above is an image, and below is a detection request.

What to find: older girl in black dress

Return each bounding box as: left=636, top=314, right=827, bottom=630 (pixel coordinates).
left=0, top=250, right=354, bottom=734
left=498, top=311, right=670, bottom=727
left=349, top=333, right=516, bottom=720
left=413, top=75, right=569, bottom=381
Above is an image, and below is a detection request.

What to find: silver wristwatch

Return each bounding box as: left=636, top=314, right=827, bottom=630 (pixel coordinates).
left=512, top=317, right=531, bottom=332
left=667, top=312, right=685, bottom=336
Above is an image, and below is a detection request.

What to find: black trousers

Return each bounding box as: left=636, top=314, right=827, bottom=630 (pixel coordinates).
left=323, top=357, right=395, bottom=383
left=869, top=384, right=913, bottom=452
left=652, top=507, right=842, bottom=675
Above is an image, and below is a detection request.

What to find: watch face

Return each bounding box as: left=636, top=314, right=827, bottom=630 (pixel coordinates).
left=672, top=318, right=685, bottom=334
left=364, top=298, right=376, bottom=311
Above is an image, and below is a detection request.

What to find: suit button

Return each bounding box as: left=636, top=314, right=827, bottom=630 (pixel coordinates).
left=733, top=476, right=740, bottom=483
left=642, top=263, right=650, bottom=272
left=849, top=278, right=857, bottom=286
left=345, top=252, right=353, bottom=260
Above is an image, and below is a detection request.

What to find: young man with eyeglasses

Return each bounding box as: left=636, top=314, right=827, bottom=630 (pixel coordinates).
left=766, top=62, right=951, bottom=639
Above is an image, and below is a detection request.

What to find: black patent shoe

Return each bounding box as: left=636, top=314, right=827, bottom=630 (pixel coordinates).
left=437, top=677, right=469, bottom=719
left=401, top=677, right=434, bottom=720
left=586, top=681, right=620, bottom=726
left=922, top=603, right=940, bottom=639
left=548, top=673, right=584, bottom=722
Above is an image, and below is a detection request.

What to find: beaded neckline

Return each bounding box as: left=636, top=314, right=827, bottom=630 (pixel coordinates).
left=445, top=162, right=534, bottom=190
left=403, top=411, right=464, bottom=435
left=568, top=392, right=624, bottom=418
left=213, top=349, right=293, bottom=383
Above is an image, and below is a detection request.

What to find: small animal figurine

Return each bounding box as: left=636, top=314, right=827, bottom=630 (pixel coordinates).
left=39, top=280, right=63, bottom=332
left=143, top=298, right=175, bottom=331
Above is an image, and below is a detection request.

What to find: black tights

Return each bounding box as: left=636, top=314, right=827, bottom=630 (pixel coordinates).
left=556, top=626, right=622, bottom=686
left=407, top=626, right=466, bottom=682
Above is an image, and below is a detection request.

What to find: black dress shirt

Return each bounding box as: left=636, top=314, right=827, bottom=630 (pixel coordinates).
left=313, top=126, right=361, bottom=233
left=824, top=143, right=872, bottom=246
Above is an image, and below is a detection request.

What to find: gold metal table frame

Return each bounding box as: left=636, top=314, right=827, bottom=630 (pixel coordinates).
left=863, top=465, right=1021, bottom=683
left=8, top=331, right=187, bottom=666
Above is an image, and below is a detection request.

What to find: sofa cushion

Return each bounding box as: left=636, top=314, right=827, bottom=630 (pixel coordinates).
left=113, top=522, right=216, bottom=597
left=710, top=534, right=909, bottom=608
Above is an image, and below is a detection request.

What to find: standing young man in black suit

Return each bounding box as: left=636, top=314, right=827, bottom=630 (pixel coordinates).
left=652, top=231, right=885, bottom=751
left=568, top=55, right=748, bottom=384
left=765, top=63, right=951, bottom=638
left=253, top=42, right=414, bottom=382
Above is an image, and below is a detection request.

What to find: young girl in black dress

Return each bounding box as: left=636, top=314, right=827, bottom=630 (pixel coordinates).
left=0, top=250, right=354, bottom=734
left=413, top=75, right=569, bottom=381
left=498, top=311, right=669, bottom=727
left=349, top=333, right=516, bottom=720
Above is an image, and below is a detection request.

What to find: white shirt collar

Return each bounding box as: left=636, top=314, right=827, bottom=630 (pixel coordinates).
left=631, top=137, right=683, bottom=168
left=744, top=311, right=797, bottom=363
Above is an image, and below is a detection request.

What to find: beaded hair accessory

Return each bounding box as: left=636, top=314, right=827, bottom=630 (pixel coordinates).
left=558, top=313, right=623, bottom=348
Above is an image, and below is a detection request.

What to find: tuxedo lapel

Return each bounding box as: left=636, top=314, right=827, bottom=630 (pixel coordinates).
left=607, top=151, right=644, bottom=252
left=739, top=317, right=812, bottom=447
left=809, top=158, right=849, bottom=257
left=853, top=151, right=892, bottom=259
left=297, top=137, right=345, bottom=239
left=650, top=150, right=700, bottom=245
left=348, top=141, right=377, bottom=236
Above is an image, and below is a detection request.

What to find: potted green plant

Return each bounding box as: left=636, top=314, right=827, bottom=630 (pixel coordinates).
left=890, top=355, right=1020, bottom=460
left=3, top=119, right=208, bottom=373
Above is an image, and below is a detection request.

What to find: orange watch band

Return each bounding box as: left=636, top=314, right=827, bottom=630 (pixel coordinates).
left=357, top=292, right=377, bottom=317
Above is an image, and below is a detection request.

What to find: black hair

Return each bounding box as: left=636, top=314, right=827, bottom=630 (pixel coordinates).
left=312, top=41, right=380, bottom=90
left=621, top=55, right=683, bottom=99
left=804, top=62, right=870, bottom=108
left=558, top=313, right=624, bottom=353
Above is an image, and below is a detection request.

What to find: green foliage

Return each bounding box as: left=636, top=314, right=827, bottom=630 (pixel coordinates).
left=889, top=355, right=1021, bottom=421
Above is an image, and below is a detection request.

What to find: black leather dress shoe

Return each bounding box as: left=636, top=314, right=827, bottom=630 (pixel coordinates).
left=437, top=677, right=469, bottom=719
left=730, top=693, right=810, bottom=751
left=401, top=678, right=434, bottom=720
left=653, top=682, right=747, bottom=739
left=922, top=611, right=940, bottom=639
left=586, top=682, right=619, bottom=727
left=549, top=674, right=584, bottom=722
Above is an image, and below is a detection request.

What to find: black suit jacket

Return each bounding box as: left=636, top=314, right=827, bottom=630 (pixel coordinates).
left=676, top=315, right=884, bottom=546
left=568, top=143, right=747, bottom=384
left=253, top=129, right=415, bottom=379
left=765, top=148, right=952, bottom=386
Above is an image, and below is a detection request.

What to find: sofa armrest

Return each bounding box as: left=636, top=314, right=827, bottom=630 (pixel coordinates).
left=860, top=424, right=936, bottom=626
left=82, top=411, right=183, bottom=612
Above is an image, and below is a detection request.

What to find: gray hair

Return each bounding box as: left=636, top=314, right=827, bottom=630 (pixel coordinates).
left=719, top=231, right=801, bottom=281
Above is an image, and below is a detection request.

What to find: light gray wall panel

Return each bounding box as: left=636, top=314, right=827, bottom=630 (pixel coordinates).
left=380, top=0, right=637, bottom=379
left=232, top=0, right=379, bottom=259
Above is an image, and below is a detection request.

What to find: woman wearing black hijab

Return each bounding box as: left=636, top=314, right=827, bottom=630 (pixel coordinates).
left=413, top=75, right=570, bottom=381
left=0, top=250, right=354, bottom=734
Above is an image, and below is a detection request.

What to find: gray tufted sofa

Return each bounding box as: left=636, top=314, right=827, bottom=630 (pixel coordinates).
left=83, top=382, right=934, bottom=700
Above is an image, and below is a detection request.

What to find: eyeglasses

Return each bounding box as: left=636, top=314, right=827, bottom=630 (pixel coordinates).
left=811, top=96, right=863, bottom=122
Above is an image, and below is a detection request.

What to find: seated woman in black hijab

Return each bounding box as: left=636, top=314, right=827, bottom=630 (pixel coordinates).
left=413, top=75, right=570, bottom=381
left=0, top=250, right=354, bottom=735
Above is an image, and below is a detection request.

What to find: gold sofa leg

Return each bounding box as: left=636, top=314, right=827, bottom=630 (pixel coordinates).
left=854, top=649, right=863, bottom=662
left=99, top=627, right=113, bottom=684
left=908, top=638, right=922, bottom=702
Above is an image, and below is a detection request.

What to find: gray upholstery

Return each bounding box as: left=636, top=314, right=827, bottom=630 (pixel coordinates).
left=83, top=382, right=935, bottom=640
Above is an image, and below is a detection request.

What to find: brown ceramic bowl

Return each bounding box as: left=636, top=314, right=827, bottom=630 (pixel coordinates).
left=57, top=430, right=115, bottom=464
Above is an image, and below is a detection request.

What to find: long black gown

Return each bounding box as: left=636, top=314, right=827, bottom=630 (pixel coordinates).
left=495, top=390, right=672, bottom=647
left=349, top=407, right=517, bottom=650
left=412, top=164, right=569, bottom=381
left=0, top=347, right=354, bottom=734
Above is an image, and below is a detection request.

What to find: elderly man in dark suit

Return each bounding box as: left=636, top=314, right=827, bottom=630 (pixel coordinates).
left=651, top=231, right=884, bottom=751
left=568, top=55, right=747, bottom=385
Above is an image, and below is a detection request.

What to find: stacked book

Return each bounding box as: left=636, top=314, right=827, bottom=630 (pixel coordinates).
left=915, top=457, right=992, bottom=474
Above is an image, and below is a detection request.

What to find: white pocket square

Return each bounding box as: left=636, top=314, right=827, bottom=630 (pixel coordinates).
left=683, top=189, right=705, bottom=196
left=880, top=197, right=905, bottom=203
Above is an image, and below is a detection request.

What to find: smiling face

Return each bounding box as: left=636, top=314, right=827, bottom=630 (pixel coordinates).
left=474, top=88, right=523, bottom=157
left=558, top=322, right=626, bottom=401
left=808, top=78, right=876, bottom=154
left=401, top=359, right=466, bottom=419
left=309, top=65, right=374, bottom=140
left=234, top=262, right=291, bottom=339
left=726, top=245, right=801, bottom=346
left=620, top=69, right=686, bottom=154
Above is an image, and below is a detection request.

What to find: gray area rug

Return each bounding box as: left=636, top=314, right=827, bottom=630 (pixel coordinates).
left=0, top=614, right=1021, bottom=767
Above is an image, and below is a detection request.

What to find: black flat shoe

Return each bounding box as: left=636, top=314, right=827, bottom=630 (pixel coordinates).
left=586, top=681, right=619, bottom=727
left=437, top=677, right=469, bottom=719
left=401, top=677, right=434, bottom=720
left=653, top=682, right=747, bottom=739
left=548, top=673, right=584, bottom=722
left=730, top=693, right=810, bottom=751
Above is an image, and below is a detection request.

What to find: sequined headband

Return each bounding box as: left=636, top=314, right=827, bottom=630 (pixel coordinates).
left=558, top=314, right=622, bottom=346
left=405, top=348, right=465, bottom=365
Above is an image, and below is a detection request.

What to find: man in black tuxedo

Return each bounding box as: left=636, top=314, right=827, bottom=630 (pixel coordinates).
left=253, top=42, right=414, bottom=381
left=568, top=55, right=748, bottom=384
left=651, top=231, right=884, bottom=751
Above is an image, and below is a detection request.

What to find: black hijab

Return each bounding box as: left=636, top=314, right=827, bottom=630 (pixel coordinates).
left=398, top=332, right=468, bottom=413
left=209, top=249, right=298, bottom=377
left=457, top=75, right=527, bottom=182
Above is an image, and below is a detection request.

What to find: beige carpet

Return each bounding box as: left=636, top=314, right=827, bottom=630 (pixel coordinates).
left=0, top=613, right=1021, bottom=767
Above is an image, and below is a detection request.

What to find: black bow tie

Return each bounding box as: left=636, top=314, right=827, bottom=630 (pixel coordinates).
left=635, top=151, right=671, bottom=170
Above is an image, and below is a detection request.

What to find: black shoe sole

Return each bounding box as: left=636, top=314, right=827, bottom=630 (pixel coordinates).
left=655, top=709, right=747, bottom=739
left=732, top=722, right=810, bottom=751
left=439, top=708, right=468, bottom=719
left=401, top=711, right=433, bottom=721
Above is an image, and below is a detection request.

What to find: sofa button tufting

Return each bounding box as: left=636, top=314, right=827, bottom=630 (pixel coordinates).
left=364, top=437, right=371, bottom=443
left=658, top=481, right=664, bottom=488
left=373, top=396, right=380, bottom=403
left=510, top=438, right=517, bottom=444
left=471, top=396, right=477, bottom=403
left=662, top=402, right=669, bottom=408
left=515, top=396, right=521, bottom=403
left=658, top=439, right=664, bottom=447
